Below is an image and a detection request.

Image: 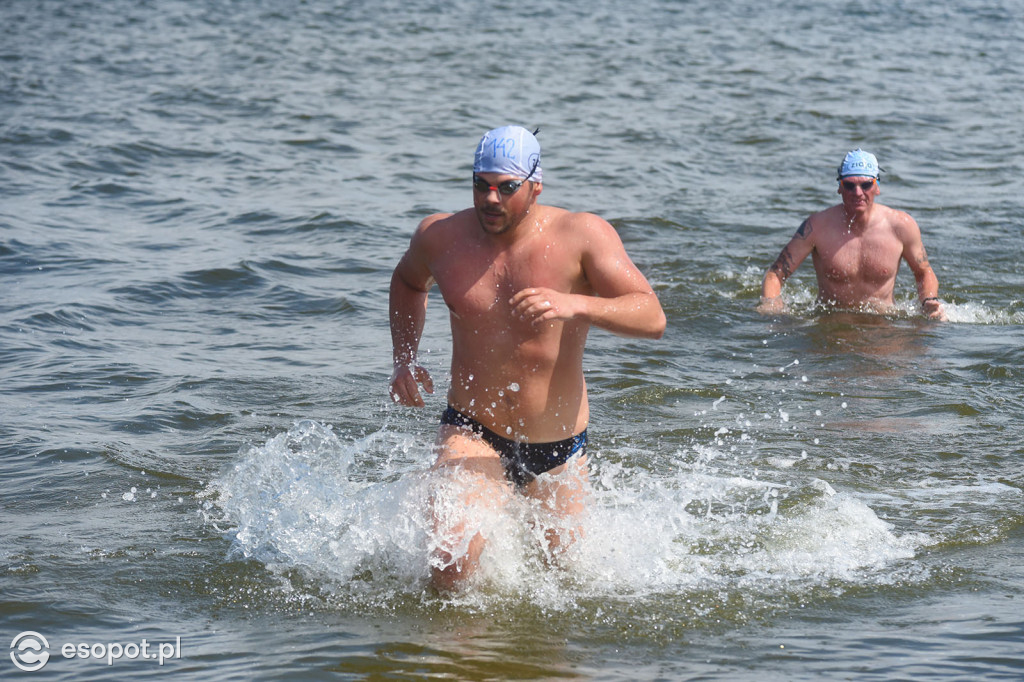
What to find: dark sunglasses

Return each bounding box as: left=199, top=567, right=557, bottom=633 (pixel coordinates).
left=841, top=179, right=875, bottom=192
left=472, top=159, right=539, bottom=197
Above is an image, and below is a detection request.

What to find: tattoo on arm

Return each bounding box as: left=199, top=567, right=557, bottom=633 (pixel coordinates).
left=769, top=247, right=795, bottom=280
left=768, top=219, right=811, bottom=281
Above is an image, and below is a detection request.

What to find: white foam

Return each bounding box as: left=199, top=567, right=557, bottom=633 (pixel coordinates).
left=941, top=300, right=1024, bottom=325
left=205, top=420, right=931, bottom=609
left=207, top=420, right=434, bottom=591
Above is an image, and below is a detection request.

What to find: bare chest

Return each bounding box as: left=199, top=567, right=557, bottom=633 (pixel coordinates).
left=815, top=234, right=902, bottom=284
left=432, top=241, right=579, bottom=323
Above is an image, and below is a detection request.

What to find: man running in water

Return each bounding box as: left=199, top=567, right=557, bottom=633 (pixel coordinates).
left=389, top=125, right=666, bottom=590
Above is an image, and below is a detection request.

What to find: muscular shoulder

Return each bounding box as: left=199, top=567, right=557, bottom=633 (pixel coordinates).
left=545, top=207, right=621, bottom=246
left=788, top=208, right=831, bottom=243
left=396, top=211, right=465, bottom=288
left=880, top=205, right=921, bottom=241
left=413, top=211, right=458, bottom=239
left=409, top=210, right=472, bottom=250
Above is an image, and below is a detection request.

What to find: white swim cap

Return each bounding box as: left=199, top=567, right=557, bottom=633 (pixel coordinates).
left=473, top=125, right=542, bottom=182
left=837, top=149, right=879, bottom=179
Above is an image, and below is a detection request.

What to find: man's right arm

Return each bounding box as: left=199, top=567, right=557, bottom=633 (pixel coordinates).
left=758, top=217, right=815, bottom=314
left=388, top=220, right=439, bottom=406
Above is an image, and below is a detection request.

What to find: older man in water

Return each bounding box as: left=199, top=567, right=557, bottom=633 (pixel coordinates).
left=389, top=125, right=666, bottom=591
left=758, top=149, right=947, bottom=320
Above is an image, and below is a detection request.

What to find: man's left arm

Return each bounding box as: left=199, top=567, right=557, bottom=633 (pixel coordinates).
left=898, top=212, right=947, bottom=321
left=510, top=215, right=666, bottom=338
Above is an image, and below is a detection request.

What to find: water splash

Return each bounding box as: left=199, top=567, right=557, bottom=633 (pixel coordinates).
left=204, top=418, right=928, bottom=612
left=205, top=420, right=434, bottom=594
left=941, top=300, right=1024, bottom=324
left=737, top=265, right=1023, bottom=323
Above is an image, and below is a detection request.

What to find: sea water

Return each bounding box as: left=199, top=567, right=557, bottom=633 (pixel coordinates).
left=3, top=0, right=1023, bottom=679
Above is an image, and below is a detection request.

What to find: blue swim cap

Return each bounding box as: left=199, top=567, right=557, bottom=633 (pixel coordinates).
left=473, top=125, right=543, bottom=182
left=837, top=149, right=879, bottom=180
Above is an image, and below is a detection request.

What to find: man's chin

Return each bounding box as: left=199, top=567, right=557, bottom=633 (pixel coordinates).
left=477, top=212, right=508, bottom=233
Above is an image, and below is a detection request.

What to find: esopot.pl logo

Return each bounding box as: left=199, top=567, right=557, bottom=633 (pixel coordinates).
left=10, top=631, right=50, bottom=672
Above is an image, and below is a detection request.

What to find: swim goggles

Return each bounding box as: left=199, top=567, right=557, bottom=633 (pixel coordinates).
left=841, top=179, right=876, bottom=192
left=472, top=159, right=539, bottom=196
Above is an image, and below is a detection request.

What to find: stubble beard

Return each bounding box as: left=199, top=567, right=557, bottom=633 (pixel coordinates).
left=476, top=206, right=511, bottom=235
left=476, top=204, right=532, bottom=236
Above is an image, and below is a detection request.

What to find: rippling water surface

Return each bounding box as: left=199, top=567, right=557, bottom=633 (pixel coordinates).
left=3, top=0, right=1023, bottom=679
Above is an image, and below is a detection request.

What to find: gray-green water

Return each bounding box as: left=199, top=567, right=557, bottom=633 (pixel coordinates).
left=3, top=1, right=1022, bottom=679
